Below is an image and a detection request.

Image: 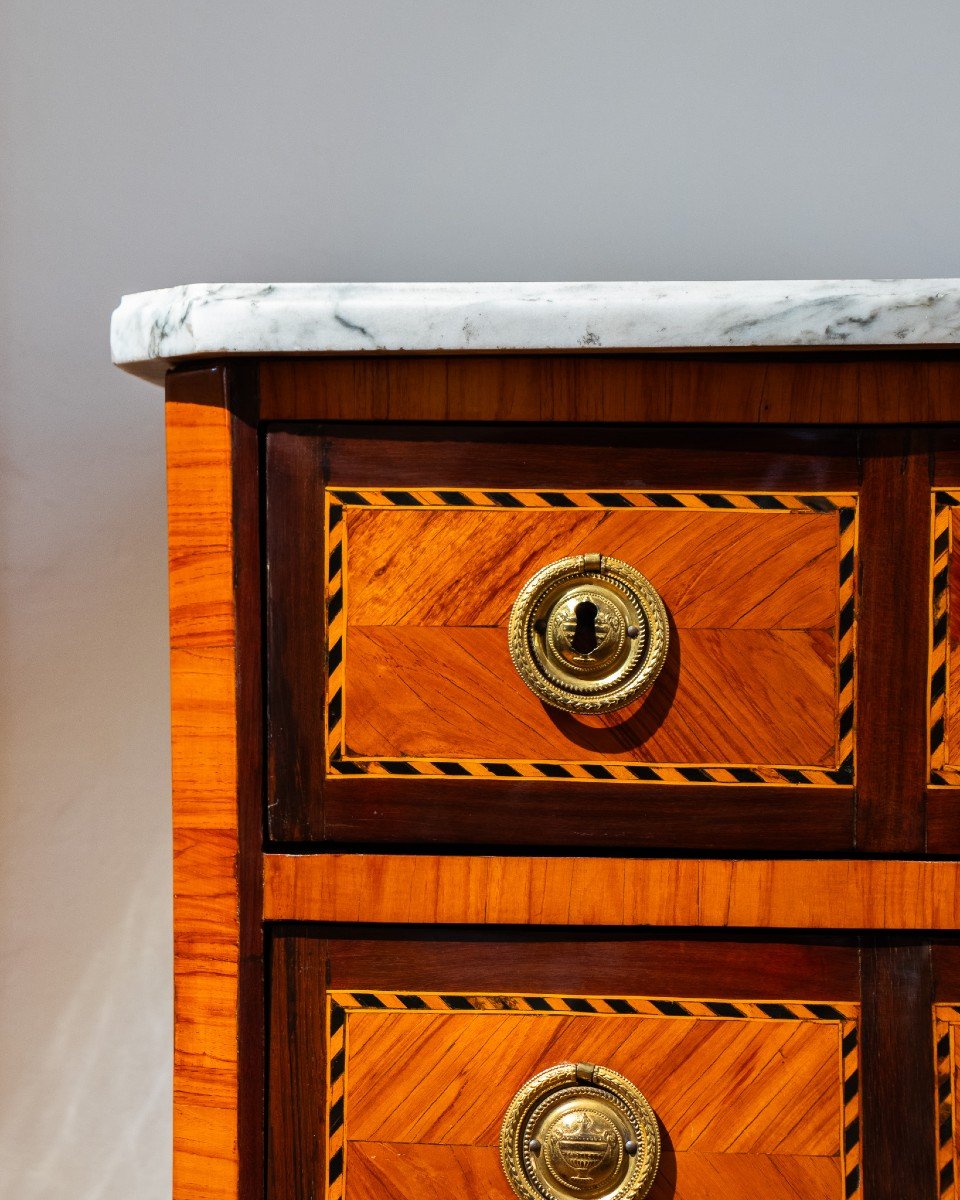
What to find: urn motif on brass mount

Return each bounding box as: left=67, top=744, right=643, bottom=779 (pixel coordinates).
left=500, top=1062, right=661, bottom=1200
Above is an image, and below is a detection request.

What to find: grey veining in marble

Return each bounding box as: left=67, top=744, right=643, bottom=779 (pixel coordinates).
left=111, top=280, right=960, bottom=381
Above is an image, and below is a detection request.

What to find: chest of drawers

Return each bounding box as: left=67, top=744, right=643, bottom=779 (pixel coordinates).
left=112, top=281, right=960, bottom=1200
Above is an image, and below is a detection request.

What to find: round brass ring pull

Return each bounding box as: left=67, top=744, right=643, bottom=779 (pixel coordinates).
left=500, top=1061, right=660, bottom=1200
left=508, top=554, right=668, bottom=714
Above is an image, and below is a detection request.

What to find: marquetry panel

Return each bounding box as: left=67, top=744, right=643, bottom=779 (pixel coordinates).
left=325, top=991, right=860, bottom=1200
left=932, top=493, right=960, bottom=784
left=327, top=488, right=856, bottom=786
left=934, top=1006, right=960, bottom=1198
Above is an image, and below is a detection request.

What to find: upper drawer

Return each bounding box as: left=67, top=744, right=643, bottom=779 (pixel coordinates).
left=265, top=424, right=863, bottom=849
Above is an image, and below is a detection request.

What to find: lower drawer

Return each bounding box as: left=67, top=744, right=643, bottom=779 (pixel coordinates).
left=267, top=930, right=939, bottom=1200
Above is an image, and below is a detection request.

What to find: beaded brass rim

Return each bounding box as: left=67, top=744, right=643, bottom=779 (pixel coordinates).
left=499, top=1062, right=661, bottom=1200
left=508, top=554, right=669, bottom=714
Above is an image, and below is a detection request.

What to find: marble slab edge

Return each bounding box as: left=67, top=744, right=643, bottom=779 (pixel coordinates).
left=111, top=280, right=960, bottom=384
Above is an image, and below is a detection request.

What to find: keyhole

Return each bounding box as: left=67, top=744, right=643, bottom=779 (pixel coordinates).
left=571, top=600, right=599, bottom=654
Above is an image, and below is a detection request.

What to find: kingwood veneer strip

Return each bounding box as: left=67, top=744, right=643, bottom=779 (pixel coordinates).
left=258, top=355, right=960, bottom=424
left=263, top=855, right=960, bottom=929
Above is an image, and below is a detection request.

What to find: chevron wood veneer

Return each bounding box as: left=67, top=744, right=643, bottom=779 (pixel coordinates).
left=936, top=1008, right=958, bottom=1200
left=332, top=490, right=855, bottom=783
left=327, top=993, right=860, bottom=1200
left=926, top=997, right=960, bottom=1200
left=932, top=494, right=960, bottom=785
left=346, top=1144, right=842, bottom=1200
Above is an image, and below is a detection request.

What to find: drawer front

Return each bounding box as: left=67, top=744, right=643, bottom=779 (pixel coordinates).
left=331, top=488, right=855, bottom=784
left=926, top=466, right=960, bottom=851
left=327, top=990, right=859, bottom=1200
left=932, top=490, right=960, bottom=786
left=924, top=428, right=960, bottom=852
left=931, top=946, right=960, bottom=1199
left=936, top=1004, right=959, bottom=1198
left=268, top=930, right=939, bottom=1200
left=265, top=425, right=865, bottom=847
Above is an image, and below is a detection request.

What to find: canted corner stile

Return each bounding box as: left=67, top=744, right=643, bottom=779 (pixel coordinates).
left=324, top=488, right=857, bottom=786
left=324, top=990, right=862, bottom=1200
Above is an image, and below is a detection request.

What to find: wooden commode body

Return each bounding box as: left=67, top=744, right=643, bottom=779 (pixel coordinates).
left=111, top=280, right=960, bottom=1200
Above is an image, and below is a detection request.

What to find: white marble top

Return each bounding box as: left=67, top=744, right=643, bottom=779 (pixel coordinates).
left=111, top=280, right=960, bottom=382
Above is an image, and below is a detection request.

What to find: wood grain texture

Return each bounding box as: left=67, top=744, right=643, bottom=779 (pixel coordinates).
left=322, top=425, right=862, bottom=492
left=339, top=1008, right=849, bottom=1200
left=933, top=1005, right=959, bottom=1200
left=946, top=507, right=960, bottom=770
left=859, top=943, right=937, bottom=1200
left=267, top=933, right=863, bottom=1200
left=345, top=625, right=835, bottom=762
left=931, top=496, right=952, bottom=780
left=342, top=1007, right=844, bottom=1152
left=930, top=943, right=960, bottom=1002
left=346, top=1141, right=841, bottom=1200
left=268, top=935, right=327, bottom=1200
left=323, top=930, right=862, bottom=1001
left=930, top=792, right=960, bottom=855
left=344, top=507, right=840, bottom=629
left=258, top=354, right=960, bottom=424
left=328, top=990, right=858, bottom=1200
left=265, top=425, right=860, bottom=846
left=931, top=499, right=960, bottom=790
left=263, top=854, right=960, bottom=929
left=929, top=431, right=960, bottom=848
left=930, top=937, right=960, bottom=1197
left=319, top=779, right=856, bottom=852
left=341, top=502, right=842, bottom=768
left=167, top=366, right=262, bottom=1200
left=856, top=428, right=932, bottom=850
left=265, top=430, right=326, bottom=840
left=933, top=430, right=960, bottom=488
left=230, top=366, right=266, bottom=1200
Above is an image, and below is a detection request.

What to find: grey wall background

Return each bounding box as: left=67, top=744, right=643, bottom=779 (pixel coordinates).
left=2, top=1, right=960, bottom=1196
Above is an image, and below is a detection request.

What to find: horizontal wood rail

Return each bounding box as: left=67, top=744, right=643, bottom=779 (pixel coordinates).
left=263, top=854, right=960, bottom=929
